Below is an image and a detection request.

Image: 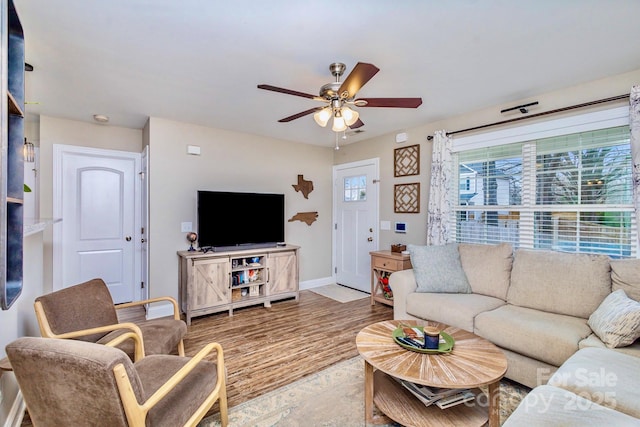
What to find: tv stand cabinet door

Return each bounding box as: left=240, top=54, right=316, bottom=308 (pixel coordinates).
left=191, top=257, right=230, bottom=311
left=267, top=250, right=298, bottom=296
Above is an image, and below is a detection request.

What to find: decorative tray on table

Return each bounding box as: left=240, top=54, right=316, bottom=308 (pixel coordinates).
left=392, top=326, right=455, bottom=354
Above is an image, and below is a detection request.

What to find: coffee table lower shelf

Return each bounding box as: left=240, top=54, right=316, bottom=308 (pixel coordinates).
left=372, top=370, right=488, bottom=427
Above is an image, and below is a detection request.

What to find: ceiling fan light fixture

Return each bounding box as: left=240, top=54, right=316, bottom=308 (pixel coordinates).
left=341, top=106, right=359, bottom=126
left=313, top=107, right=331, bottom=127
left=332, top=115, right=347, bottom=132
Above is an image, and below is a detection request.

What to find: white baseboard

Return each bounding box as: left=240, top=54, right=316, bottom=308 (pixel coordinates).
left=299, top=276, right=334, bottom=290
left=146, top=301, right=176, bottom=319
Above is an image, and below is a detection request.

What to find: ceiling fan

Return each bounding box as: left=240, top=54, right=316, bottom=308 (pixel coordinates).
left=257, top=62, right=422, bottom=132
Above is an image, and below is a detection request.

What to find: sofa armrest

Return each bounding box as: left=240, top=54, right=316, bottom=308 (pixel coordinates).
left=390, top=269, right=417, bottom=320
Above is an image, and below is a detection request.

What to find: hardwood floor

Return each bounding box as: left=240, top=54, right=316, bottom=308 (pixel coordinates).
left=183, top=290, right=393, bottom=408
left=21, top=289, right=392, bottom=425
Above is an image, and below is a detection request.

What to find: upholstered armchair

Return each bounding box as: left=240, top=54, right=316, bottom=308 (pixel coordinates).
left=34, top=278, right=187, bottom=361
left=6, top=336, right=228, bottom=427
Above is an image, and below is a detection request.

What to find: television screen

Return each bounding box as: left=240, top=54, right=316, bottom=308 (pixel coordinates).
left=197, top=191, right=285, bottom=251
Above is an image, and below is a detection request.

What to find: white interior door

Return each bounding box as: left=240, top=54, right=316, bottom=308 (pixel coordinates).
left=333, top=159, right=379, bottom=293
left=54, top=145, right=141, bottom=303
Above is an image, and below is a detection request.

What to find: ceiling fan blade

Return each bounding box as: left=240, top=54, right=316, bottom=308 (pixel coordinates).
left=338, top=62, right=380, bottom=99
left=257, top=84, right=319, bottom=100
left=349, top=118, right=365, bottom=129
left=278, top=107, right=323, bottom=123
left=356, top=97, right=423, bottom=108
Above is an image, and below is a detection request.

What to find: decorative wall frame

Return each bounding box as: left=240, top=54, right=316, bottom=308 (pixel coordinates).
left=394, top=144, right=420, bottom=177
left=394, top=183, right=420, bottom=213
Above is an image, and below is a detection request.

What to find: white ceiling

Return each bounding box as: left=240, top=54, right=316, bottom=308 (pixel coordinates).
left=14, top=0, right=640, bottom=148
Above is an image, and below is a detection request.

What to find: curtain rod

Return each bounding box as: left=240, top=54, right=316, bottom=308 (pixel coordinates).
left=426, top=93, right=630, bottom=141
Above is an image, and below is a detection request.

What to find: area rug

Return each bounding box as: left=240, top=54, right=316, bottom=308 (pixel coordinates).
left=308, top=284, right=369, bottom=303
left=200, top=357, right=530, bottom=427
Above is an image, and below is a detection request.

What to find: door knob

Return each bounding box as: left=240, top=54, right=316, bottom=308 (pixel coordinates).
left=125, top=236, right=132, bottom=241
left=367, top=237, right=373, bottom=242
left=141, top=238, right=146, bottom=243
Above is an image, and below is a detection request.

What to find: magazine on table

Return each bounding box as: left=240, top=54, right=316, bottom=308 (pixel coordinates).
left=398, top=379, right=475, bottom=408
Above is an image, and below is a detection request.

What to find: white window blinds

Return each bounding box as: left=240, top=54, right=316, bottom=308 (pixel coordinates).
left=453, top=125, right=636, bottom=258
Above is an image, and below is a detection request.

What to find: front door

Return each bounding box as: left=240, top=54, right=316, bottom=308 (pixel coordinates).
left=54, top=145, right=141, bottom=303
left=333, top=159, right=379, bottom=293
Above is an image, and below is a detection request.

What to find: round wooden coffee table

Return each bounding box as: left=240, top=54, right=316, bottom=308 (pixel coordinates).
left=356, top=319, right=507, bottom=427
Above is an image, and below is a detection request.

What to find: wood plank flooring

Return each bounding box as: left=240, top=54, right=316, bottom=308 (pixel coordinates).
left=21, top=289, right=392, bottom=425
left=183, top=290, right=393, bottom=408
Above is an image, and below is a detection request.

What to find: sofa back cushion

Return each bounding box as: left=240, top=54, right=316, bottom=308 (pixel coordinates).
left=507, top=249, right=611, bottom=318
left=458, top=243, right=513, bottom=300
left=611, top=259, right=640, bottom=302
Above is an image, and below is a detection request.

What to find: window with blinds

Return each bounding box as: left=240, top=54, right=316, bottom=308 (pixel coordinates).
left=453, top=125, right=636, bottom=258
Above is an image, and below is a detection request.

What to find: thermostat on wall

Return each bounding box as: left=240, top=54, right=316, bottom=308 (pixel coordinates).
left=395, top=222, right=407, bottom=233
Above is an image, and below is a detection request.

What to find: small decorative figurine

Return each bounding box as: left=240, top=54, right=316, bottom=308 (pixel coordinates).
left=186, top=232, right=198, bottom=251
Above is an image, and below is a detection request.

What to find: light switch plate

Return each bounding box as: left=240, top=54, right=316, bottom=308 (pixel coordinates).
left=181, top=222, right=193, bottom=232
left=187, top=145, right=201, bottom=155
left=380, top=220, right=391, bottom=230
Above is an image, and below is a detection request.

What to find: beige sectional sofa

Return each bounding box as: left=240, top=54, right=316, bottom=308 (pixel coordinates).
left=391, top=243, right=640, bottom=389
left=504, top=347, right=640, bottom=425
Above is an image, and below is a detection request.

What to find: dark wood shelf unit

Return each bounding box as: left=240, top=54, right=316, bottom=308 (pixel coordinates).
left=1, top=0, right=25, bottom=310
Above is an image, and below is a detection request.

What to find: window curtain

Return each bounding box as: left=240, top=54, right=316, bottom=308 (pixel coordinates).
left=631, top=85, right=640, bottom=248
left=426, top=130, right=454, bottom=245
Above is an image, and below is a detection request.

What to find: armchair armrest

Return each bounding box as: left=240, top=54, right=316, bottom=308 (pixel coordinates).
left=116, top=296, right=181, bottom=320
left=104, top=331, right=145, bottom=361
left=113, top=343, right=226, bottom=425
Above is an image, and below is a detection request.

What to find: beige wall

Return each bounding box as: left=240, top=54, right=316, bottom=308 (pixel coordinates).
left=335, top=68, right=640, bottom=250
left=146, top=117, right=334, bottom=300
left=0, top=232, right=46, bottom=420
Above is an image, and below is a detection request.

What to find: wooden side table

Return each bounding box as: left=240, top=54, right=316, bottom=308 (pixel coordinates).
left=370, top=250, right=412, bottom=306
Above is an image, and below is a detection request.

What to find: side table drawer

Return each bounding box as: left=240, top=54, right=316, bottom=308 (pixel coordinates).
left=373, top=257, right=403, bottom=271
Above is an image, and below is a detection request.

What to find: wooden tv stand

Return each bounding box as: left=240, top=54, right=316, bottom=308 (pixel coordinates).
left=177, top=245, right=299, bottom=324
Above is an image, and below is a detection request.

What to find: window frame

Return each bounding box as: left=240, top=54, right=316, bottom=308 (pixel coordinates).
left=450, top=106, right=637, bottom=257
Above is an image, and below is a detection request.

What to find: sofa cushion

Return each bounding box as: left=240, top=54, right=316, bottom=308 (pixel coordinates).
left=548, top=347, right=640, bottom=418
left=407, top=243, right=471, bottom=294
left=579, top=334, right=640, bottom=357
left=502, top=385, right=640, bottom=427
left=406, top=293, right=504, bottom=332
left=507, top=249, right=611, bottom=318
left=611, top=258, right=640, bottom=302
left=475, top=305, right=591, bottom=367
left=587, top=289, right=640, bottom=348
left=458, top=242, right=512, bottom=300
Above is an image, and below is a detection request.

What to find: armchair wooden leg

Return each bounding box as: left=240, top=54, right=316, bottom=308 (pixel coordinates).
left=178, top=340, right=185, bottom=357
left=219, top=377, right=229, bottom=427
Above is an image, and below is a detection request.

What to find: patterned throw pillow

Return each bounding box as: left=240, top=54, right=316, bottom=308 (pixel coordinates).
left=588, top=289, right=640, bottom=348
left=407, top=243, right=472, bottom=294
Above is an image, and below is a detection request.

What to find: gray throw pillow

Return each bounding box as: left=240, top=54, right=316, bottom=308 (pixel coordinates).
left=408, top=243, right=472, bottom=294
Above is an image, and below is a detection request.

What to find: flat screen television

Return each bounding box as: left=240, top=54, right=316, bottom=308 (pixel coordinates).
left=197, top=191, right=285, bottom=252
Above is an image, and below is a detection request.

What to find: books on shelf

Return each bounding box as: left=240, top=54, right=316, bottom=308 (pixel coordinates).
left=398, top=379, right=475, bottom=409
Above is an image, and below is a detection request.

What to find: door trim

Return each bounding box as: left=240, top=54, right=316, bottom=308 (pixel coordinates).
left=332, top=158, right=380, bottom=284
left=52, top=144, right=143, bottom=299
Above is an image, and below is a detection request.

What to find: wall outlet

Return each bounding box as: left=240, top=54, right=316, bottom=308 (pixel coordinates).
left=181, top=222, right=192, bottom=232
